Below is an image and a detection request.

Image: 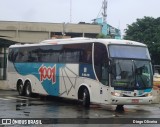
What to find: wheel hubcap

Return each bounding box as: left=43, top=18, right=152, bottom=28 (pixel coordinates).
left=83, top=92, right=86, bottom=103
left=26, top=86, right=30, bottom=95
left=19, top=85, right=22, bottom=93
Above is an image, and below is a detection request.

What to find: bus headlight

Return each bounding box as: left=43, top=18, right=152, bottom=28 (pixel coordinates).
left=145, top=93, right=152, bottom=97
left=111, top=92, right=121, bottom=97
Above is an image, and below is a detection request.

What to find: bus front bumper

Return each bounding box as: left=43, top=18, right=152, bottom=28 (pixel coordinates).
left=110, top=96, right=153, bottom=105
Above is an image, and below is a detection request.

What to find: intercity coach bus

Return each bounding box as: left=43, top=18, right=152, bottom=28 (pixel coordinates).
left=7, top=38, right=153, bottom=108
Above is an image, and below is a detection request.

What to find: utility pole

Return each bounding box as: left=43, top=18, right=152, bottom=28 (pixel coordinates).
left=70, top=0, right=72, bottom=23
left=102, top=0, right=107, bottom=23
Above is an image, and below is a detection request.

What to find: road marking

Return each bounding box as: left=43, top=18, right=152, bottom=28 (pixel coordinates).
left=0, top=96, right=29, bottom=101
left=0, top=97, right=11, bottom=100
left=6, top=96, right=28, bottom=100
left=18, top=96, right=40, bottom=100
left=18, top=96, right=31, bottom=99
left=0, top=95, right=38, bottom=101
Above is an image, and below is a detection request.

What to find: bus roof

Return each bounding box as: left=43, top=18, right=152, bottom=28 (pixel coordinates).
left=9, top=37, right=147, bottom=48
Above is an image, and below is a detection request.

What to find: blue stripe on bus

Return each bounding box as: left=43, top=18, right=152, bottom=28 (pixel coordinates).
left=14, top=63, right=65, bottom=96
left=14, top=63, right=97, bottom=96
left=144, top=88, right=152, bottom=92
left=79, top=64, right=96, bottom=79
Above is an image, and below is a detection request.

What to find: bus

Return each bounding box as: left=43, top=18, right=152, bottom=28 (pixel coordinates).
left=7, top=38, right=153, bottom=108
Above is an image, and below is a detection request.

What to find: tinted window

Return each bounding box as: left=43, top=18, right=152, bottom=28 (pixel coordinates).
left=109, top=45, right=150, bottom=59
left=8, top=43, right=92, bottom=64
left=8, top=48, right=19, bottom=62
left=63, top=43, right=92, bottom=64
left=35, top=45, right=63, bottom=62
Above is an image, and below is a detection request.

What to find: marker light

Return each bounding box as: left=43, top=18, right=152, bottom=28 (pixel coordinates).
left=145, top=92, right=152, bottom=97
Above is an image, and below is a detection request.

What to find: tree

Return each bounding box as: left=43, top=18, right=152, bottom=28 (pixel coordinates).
left=96, top=33, right=113, bottom=39
left=124, top=16, right=160, bottom=64
left=96, top=33, right=106, bottom=38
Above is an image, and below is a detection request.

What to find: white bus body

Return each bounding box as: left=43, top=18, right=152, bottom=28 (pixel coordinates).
left=7, top=38, right=153, bottom=107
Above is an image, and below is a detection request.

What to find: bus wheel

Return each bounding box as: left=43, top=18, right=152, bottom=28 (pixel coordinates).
left=82, top=88, right=90, bottom=108
left=17, top=81, right=24, bottom=96
left=25, top=82, right=32, bottom=97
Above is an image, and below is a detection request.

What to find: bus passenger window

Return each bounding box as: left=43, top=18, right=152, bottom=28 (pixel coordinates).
left=86, top=51, right=92, bottom=63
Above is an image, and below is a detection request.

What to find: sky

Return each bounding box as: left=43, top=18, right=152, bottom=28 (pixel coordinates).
left=0, top=0, right=160, bottom=36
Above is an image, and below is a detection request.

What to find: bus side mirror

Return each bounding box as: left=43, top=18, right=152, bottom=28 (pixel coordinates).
left=108, top=65, right=112, bottom=74
left=108, top=59, right=113, bottom=74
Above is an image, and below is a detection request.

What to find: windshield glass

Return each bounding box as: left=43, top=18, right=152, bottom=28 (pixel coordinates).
left=109, top=45, right=150, bottom=60
left=110, top=59, right=152, bottom=90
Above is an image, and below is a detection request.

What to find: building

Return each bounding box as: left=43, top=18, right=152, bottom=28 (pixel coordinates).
left=93, top=17, right=121, bottom=39
left=0, top=20, right=121, bottom=89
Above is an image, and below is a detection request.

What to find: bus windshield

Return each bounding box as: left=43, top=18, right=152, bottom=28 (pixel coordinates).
left=109, top=45, right=150, bottom=59
left=110, top=59, right=152, bottom=90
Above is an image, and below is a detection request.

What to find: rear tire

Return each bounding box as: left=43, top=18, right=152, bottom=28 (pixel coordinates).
left=24, top=82, right=32, bottom=97
left=82, top=88, right=90, bottom=108
left=17, top=81, right=24, bottom=96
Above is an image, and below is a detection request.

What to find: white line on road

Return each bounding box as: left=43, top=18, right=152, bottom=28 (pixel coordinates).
left=0, top=97, right=11, bottom=100
left=6, top=96, right=28, bottom=100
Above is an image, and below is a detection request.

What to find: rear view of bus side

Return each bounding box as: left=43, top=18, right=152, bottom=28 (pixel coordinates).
left=7, top=38, right=153, bottom=108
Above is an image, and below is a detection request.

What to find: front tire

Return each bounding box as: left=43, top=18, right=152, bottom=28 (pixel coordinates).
left=24, top=82, right=32, bottom=97
left=82, top=89, right=90, bottom=108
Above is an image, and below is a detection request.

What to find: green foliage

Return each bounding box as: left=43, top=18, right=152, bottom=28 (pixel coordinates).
left=96, top=33, right=106, bottom=38
left=96, top=33, right=114, bottom=39
left=124, top=16, right=160, bottom=64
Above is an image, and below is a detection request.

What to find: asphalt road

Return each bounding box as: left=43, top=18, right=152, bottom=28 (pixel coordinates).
left=0, top=90, right=159, bottom=127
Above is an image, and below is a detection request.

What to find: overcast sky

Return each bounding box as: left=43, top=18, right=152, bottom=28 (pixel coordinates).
left=0, top=0, right=160, bottom=36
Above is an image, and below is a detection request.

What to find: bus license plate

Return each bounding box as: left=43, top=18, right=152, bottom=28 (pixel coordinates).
left=132, top=99, right=139, bottom=103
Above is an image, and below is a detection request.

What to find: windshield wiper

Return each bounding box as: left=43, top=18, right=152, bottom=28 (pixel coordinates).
left=132, top=60, right=147, bottom=89
left=135, top=74, right=146, bottom=89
